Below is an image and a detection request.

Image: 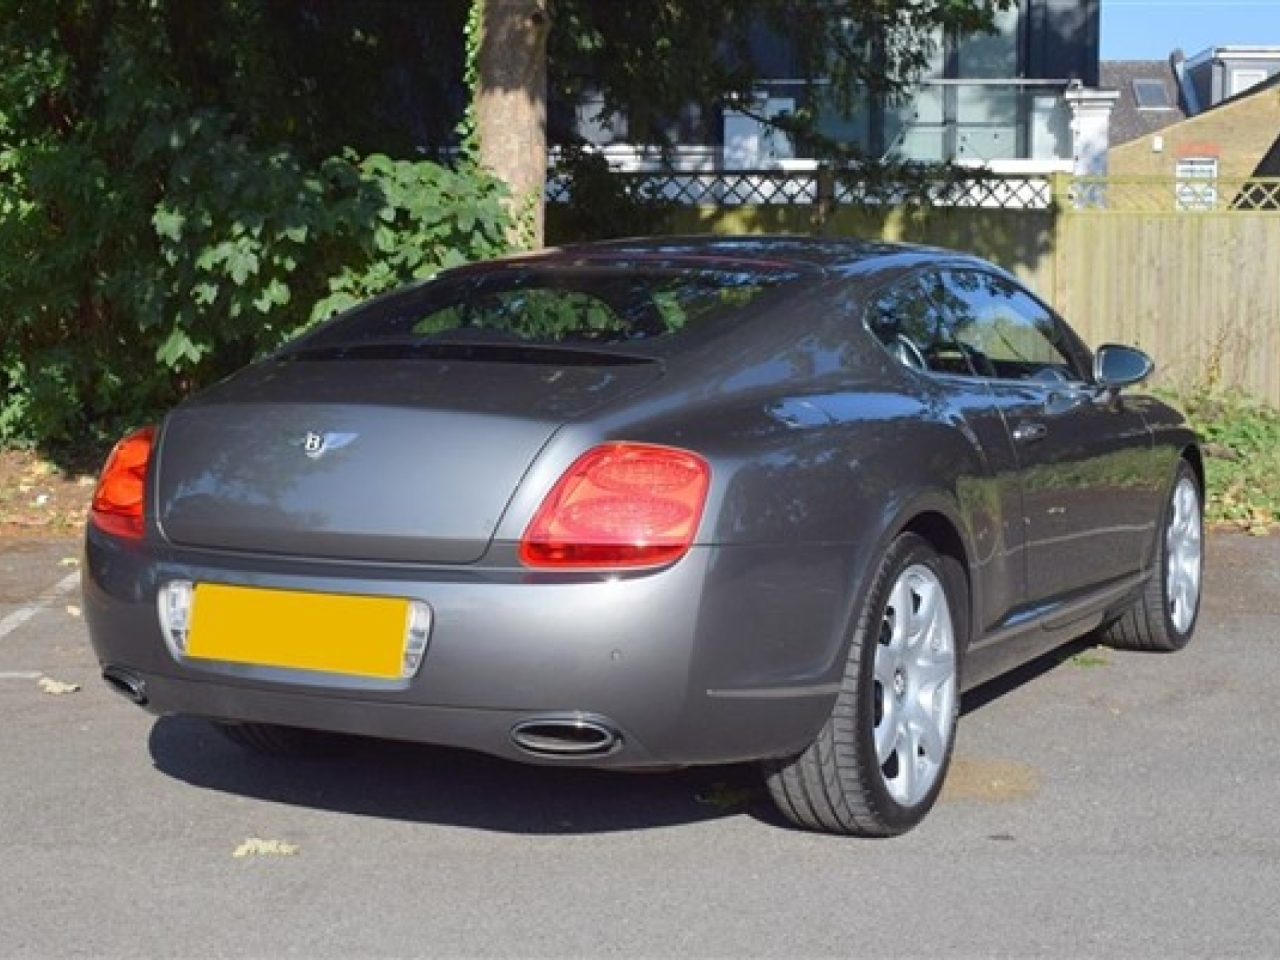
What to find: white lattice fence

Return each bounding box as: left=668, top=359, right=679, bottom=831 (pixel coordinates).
left=1070, top=176, right=1280, bottom=213
left=548, top=170, right=1056, bottom=209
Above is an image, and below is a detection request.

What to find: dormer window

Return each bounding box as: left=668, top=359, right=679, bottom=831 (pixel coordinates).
left=1228, top=69, right=1268, bottom=97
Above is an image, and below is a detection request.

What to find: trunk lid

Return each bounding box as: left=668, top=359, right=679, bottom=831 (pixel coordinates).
left=154, top=354, right=660, bottom=563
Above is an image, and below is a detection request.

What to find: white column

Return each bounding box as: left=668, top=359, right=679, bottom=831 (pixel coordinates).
left=1065, top=85, right=1120, bottom=177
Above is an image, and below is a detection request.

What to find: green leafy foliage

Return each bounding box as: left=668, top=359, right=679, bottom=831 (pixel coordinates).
left=0, top=0, right=510, bottom=452
left=315, top=154, right=510, bottom=320
left=1171, top=390, right=1280, bottom=534
left=549, top=142, right=677, bottom=241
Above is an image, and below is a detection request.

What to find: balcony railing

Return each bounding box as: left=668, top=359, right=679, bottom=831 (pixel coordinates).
left=877, top=79, right=1075, bottom=165
left=564, top=80, right=1077, bottom=174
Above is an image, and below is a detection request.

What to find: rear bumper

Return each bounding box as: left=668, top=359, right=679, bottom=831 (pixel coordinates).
left=93, top=666, right=837, bottom=768
left=84, top=528, right=861, bottom=768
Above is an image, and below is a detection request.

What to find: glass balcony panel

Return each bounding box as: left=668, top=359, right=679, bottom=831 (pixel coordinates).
left=1029, top=95, right=1072, bottom=160
left=889, top=85, right=945, bottom=126
left=955, top=85, right=1019, bottom=124
left=889, top=127, right=947, bottom=163
left=813, top=89, right=873, bottom=154
left=956, top=126, right=1018, bottom=161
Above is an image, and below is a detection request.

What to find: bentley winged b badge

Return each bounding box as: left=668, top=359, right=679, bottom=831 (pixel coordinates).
left=297, top=431, right=358, bottom=460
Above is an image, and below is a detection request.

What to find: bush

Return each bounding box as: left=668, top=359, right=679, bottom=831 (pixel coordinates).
left=547, top=142, right=676, bottom=243
left=0, top=1, right=512, bottom=454
left=1172, top=389, right=1280, bottom=534
left=0, top=140, right=510, bottom=451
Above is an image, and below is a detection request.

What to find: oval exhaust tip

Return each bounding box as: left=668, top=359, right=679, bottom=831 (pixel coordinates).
left=511, top=717, right=622, bottom=758
left=102, top=666, right=148, bottom=706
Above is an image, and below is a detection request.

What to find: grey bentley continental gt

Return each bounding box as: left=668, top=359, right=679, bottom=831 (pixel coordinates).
left=84, top=235, right=1204, bottom=836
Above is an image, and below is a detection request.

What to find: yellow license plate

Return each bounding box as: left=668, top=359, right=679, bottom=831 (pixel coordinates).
left=186, top=584, right=409, bottom=679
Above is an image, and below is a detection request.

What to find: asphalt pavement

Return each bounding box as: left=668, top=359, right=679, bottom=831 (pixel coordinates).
left=1, top=531, right=1278, bottom=959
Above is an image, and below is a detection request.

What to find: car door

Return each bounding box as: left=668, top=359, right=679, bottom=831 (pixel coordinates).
left=930, top=268, right=1161, bottom=604
left=865, top=273, right=1028, bottom=634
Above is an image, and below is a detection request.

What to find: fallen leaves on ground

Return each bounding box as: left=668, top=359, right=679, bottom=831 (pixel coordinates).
left=38, top=676, right=81, bottom=695
left=0, top=449, right=97, bottom=535
left=232, top=837, right=301, bottom=858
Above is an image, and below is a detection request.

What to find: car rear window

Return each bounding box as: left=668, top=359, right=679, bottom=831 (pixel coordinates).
left=290, top=264, right=803, bottom=353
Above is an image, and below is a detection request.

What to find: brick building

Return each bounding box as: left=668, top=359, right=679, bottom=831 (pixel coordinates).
left=1108, top=75, right=1280, bottom=182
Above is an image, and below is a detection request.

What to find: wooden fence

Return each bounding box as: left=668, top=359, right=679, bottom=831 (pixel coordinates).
left=548, top=172, right=1280, bottom=405
left=1055, top=199, right=1280, bottom=403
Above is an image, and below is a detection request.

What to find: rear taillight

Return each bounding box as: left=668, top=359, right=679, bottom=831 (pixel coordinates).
left=89, top=426, right=156, bottom=539
left=519, top=443, right=711, bottom=569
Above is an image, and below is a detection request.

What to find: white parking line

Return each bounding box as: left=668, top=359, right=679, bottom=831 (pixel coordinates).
left=0, top=571, right=81, bottom=643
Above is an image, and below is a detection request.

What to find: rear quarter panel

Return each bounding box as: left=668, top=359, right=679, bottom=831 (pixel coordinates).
left=490, top=294, right=1015, bottom=692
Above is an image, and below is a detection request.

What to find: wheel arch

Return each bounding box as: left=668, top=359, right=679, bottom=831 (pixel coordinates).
left=1181, top=443, right=1206, bottom=498
left=899, top=509, right=974, bottom=648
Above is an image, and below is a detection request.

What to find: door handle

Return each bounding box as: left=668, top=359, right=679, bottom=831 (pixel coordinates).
left=1012, top=421, right=1048, bottom=443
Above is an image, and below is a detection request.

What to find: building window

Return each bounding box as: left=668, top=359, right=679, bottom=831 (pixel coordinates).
left=1175, top=157, right=1218, bottom=211
left=1228, top=68, right=1268, bottom=98
left=1132, top=79, right=1173, bottom=110
left=881, top=8, right=1030, bottom=162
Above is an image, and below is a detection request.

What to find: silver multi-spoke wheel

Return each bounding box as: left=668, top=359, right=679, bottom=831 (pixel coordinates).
left=765, top=534, right=964, bottom=836
left=873, top=564, right=957, bottom=808
left=1166, top=475, right=1202, bottom=635
left=1103, top=460, right=1203, bottom=652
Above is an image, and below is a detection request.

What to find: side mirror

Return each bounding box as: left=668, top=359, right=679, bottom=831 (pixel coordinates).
left=1094, top=344, right=1154, bottom=389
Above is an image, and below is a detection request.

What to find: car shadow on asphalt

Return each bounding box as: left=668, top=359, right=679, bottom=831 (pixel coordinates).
left=145, top=636, right=1099, bottom=836
left=147, top=715, right=780, bottom=835
left=960, top=635, right=1099, bottom=714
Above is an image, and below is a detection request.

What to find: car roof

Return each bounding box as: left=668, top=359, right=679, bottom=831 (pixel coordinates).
left=462, top=235, right=973, bottom=278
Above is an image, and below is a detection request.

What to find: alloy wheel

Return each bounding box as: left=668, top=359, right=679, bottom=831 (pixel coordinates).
left=872, top=563, right=958, bottom=808
left=1166, top=475, right=1203, bottom=634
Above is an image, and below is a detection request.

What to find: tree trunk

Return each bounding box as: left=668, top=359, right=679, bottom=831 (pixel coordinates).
left=475, top=0, right=550, bottom=249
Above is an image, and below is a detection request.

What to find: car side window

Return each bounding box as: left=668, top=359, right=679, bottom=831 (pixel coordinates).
left=866, top=276, right=955, bottom=373
left=934, top=270, right=1084, bottom=382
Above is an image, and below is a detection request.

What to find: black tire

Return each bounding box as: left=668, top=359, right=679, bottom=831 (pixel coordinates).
left=764, top=533, right=965, bottom=837
left=214, top=721, right=339, bottom=757
left=1102, top=459, right=1203, bottom=653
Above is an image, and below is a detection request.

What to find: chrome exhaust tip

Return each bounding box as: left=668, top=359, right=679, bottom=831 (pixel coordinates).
left=510, top=716, right=623, bottom=759
left=102, top=666, right=148, bottom=706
